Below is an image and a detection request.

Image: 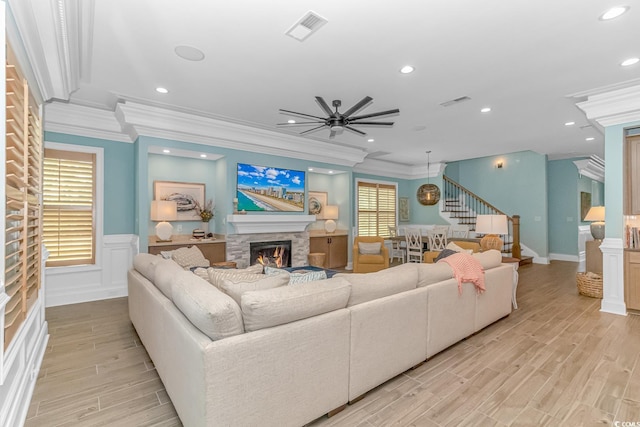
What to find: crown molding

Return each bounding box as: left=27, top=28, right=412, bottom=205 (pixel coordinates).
left=576, top=84, right=640, bottom=127
left=7, top=0, right=84, bottom=102
left=353, top=158, right=447, bottom=180
left=115, top=102, right=368, bottom=167
left=573, top=157, right=604, bottom=183
left=44, top=102, right=133, bottom=143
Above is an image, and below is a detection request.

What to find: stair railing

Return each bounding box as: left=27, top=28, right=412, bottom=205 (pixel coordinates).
left=442, top=176, right=521, bottom=258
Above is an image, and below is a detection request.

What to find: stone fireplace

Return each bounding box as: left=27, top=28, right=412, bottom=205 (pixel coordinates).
left=249, top=240, right=292, bottom=268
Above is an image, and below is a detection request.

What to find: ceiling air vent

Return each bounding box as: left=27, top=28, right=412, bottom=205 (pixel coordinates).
left=285, top=11, right=328, bottom=41
left=440, top=96, right=472, bottom=107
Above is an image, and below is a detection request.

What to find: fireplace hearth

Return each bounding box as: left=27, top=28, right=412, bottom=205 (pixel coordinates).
left=250, top=240, right=292, bottom=268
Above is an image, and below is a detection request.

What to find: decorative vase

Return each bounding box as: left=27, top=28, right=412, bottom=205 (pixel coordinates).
left=201, top=221, right=209, bottom=234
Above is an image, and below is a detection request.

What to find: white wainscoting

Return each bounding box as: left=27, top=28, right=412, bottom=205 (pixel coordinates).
left=45, top=234, right=139, bottom=307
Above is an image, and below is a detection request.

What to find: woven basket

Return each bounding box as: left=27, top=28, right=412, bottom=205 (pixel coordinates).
left=576, top=272, right=603, bottom=298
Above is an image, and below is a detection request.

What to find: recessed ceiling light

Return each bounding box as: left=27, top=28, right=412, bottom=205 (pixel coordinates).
left=162, top=149, right=170, bottom=153
left=156, top=87, right=169, bottom=94
left=367, top=138, right=374, bottom=142
left=565, top=121, right=575, bottom=126
left=308, top=168, right=314, bottom=171
left=600, top=6, right=630, bottom=20
left=328, top=170, right=334, bottom=174
left=586, top=137, right=595, bottom=141
left=400, top=65, right=414, bottom=74
left=621, top=57, right=640, bottom=67
left=175, top=45, right=205, bottom=61
left=480, top=107, right=491, bottom=113
left=200, top=154, right=207, bottom=158
left=288, top=119, right=296, bottom=124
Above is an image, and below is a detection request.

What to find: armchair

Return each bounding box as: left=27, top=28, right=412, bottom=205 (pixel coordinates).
left=353, top=236, right=389, bottom=273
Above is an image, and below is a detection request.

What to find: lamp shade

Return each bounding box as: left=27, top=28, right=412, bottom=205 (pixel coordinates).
left=475, top=214, right=508, bottom=235
left=584, top=206, right=605, bottom=222
left=151, top=200, right=177, bottom=221
left=324, top=205, right=339, bottom=220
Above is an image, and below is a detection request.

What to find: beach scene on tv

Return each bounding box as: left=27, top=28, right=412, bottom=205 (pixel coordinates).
left=236, top=163, right=305, bottom=212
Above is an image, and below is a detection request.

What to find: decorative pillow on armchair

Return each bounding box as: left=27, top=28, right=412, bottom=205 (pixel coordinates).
left=358, top=242, right=382, bottom=254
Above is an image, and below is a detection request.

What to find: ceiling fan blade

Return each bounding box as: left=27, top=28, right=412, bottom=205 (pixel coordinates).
left=276, top=121, right=325, bottom=126
left=349, top=108, right=400, bottom=121
left=315, top=97, right=334, bottom=116
left=346, top=121, right=394, bottom=127
left=279, top=109, right=326, bottom=121
left=342, top=96, right=373, bottom=117
left=345, top=126, right=367, bottom=136
left=300, top=125, right=327, bottom=135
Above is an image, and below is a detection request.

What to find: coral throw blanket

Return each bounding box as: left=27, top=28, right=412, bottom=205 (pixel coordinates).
left=437, top=253, right=485, bottom=295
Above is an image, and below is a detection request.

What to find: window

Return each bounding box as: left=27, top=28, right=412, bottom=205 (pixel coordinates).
left=357, top=180, right=397, bottom=237
left=43, top=148, right=96, bottom=266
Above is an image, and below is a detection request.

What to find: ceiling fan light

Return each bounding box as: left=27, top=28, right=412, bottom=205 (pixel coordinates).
left=332, top=125, right=344, bottom=133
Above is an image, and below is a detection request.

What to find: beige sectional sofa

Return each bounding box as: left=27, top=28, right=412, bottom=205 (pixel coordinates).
left=128, top=249, right=514, bottom=426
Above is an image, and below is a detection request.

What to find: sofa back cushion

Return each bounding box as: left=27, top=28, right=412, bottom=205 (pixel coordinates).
left=133, top=253, right=162, bottom=282
left=474, top=249, right=502, bottom=269
left=335, top=263, right=418, bottom=307
left=154, top=258, right=185, bottom=299
left=416, top=263, right=455, bottom=287
left=241, top=277, right=351, bottom=332
left=172, top=270, right=244, bottom=341
left=220, top=274, right=289, bottom=305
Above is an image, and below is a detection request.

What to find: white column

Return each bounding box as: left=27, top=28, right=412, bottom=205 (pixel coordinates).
left=599, top=238, right=626, bottom=315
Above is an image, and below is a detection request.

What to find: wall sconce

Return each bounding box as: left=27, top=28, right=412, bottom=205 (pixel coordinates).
left=151, top=200, right=178, bottom=242
left=496, top=161, right=504, bottom=169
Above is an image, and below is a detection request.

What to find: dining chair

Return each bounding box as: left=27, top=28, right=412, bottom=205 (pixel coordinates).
left=426, top=229, right=448, bottom=251
left=405, top=228, right=423, bottom=263
left=450, top=224, right=470, bottom=238
left=388, top=226, right=405, bottom=264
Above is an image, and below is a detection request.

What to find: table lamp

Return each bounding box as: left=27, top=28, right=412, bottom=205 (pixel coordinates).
left=475, top=214, right=508, bottom=252
left=584, top=206, right=605, bottom=240
left=324, top=205, right=339, bottom=233
left=151, top=200, right=178, bottom=242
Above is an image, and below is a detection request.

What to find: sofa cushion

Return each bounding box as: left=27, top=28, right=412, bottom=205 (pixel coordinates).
left=473, top=249, right=503, bottom=269
left=358, top=242, right=381, bottom=254
left=264, top=266, right=328, bottom=284
left=208, top=269, right=265, bottom=289
left=154, top=258, right=185, bottom=299
left=416, top=263, right=455, bottom=287
left=220, top=274, right=289, bottom=305
left=133, top=253, right=162, bottom=282
left=241, top=277, right=351, bottom=332
left=171, top=245, right=210, bottom=269
left=335, top=263, right=418, bottom=307
left=172, top=270, right=244, bottom=341
left=357, top=254, right=386, bottom=264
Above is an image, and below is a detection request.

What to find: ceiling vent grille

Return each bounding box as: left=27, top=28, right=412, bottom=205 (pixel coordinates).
left=285, top=11, right=328, bottom=41
left=440, top=96, right=472, bottom=107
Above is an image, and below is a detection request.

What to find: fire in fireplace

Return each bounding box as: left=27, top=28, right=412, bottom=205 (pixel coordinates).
left=249, top=240, right=292, bottom=268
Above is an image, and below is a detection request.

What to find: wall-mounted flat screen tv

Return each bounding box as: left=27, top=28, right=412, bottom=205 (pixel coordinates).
left=236, top=163, right=305, bottom=212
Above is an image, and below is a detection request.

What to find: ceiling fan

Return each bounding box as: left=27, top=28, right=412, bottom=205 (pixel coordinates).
left=278, top=96, right=399, bottom=139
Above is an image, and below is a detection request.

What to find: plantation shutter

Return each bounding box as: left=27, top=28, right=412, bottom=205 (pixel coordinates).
left=42, top=149, right=96, bottom=266
left=357, top=181, right=396, bottom=237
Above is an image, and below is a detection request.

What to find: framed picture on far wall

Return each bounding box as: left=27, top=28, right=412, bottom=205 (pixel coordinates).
left=580, top=191, right=592, bottom=221
left=154, top=181, right=205, bottom=221
left=399, top=197, right=410, bottom=221
left=308, top=191, right=328, bottom=219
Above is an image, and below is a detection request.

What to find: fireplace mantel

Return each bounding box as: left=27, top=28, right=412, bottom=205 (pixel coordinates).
left=227, top=214, right=316, bottom=234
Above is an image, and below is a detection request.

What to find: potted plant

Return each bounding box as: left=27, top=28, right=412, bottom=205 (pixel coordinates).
left=194, top=199, right=214, bottom=235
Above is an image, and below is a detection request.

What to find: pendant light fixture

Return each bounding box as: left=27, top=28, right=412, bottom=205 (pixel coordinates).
left=417, top=150, right=440, bottom=206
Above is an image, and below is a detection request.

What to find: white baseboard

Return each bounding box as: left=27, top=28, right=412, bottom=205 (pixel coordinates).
left=549, top=253, right=579, bottom=262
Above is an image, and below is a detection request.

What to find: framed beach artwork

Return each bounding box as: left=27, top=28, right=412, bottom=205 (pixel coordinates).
left=308, top=191, right=328, bottom=219
left=399, top=197, right=410, bottom=221
left=154, top=181, right=205, bottom=221
left=236, top=163, right=305, bottom=212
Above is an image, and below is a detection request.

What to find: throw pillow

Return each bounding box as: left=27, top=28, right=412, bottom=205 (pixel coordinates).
left=358, top=242, right=382, bottom=254
left=435, top=249, right=458, bottom=263
left=208, top=269, right=265, bottom=289
left=171, top=246, right=210, bottom=269
left=264, top=266, right=328, bottom=285
left=220, top=274, right=289, bottom=305
left=446, top=241, right=474, bottom=254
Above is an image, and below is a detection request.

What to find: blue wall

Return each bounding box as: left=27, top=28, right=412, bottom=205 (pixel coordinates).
left=445, top=151, right=549, bottom=257
left=45, top=132, right=135, bottom=235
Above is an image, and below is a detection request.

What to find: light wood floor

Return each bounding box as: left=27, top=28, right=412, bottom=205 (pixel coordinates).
left=26, top=261, right=640, bottom=426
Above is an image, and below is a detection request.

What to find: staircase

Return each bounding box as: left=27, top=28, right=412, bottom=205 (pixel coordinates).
left=442, top=176, right=532, bottom=266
